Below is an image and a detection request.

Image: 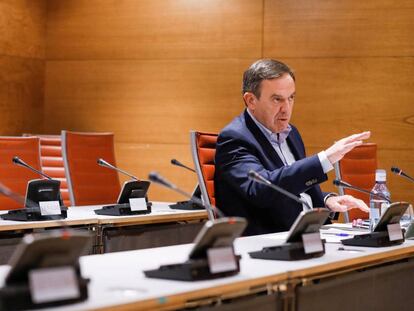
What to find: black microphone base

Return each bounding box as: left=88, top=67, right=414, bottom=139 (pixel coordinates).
left=0, top=277, right=88, bottom=311
left=144, top=257, right=241, bottom=281
left=0, top=207, right=68, bottom=222
left=341, top=231, right=405, bottom=247
left=94, top=202, right=152, bottom=216
left=249, top=241, right=325, bottom=261
left=169, top=200, right=204, bottom=211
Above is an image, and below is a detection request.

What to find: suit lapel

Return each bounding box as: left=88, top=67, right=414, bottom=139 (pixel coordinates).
left=287, top=131, right=305, bottom=160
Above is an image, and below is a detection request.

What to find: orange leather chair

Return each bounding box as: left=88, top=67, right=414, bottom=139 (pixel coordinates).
left=334, top=143, right=377, bottom=222
left=0, top=137, right=42, bottom=210
left=24, top=135, right=71, bottom=207
left=190, top=131, right=218, bottom=220
left=62, top=131, right=121, bottom=206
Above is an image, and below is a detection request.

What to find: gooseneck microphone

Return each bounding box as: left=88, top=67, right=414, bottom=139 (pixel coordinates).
left=97, top=158, right=139, bottom=181
left=13, top=156, right=65, bottom=208
left=391, top=167, right=414, bottom=183
left=248, top=170, right=312, bottom=210
left=333, top=179, right=391, bottom=203
left=171, top=159, right=196, bottom=173
left=148, top=171, right=223, bottom=219
left=12, top=156, right=52, bottom=180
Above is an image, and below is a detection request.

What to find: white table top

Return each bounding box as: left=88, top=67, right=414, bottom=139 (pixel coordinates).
left=0, top=202, right=208, bottom=232
left=1, top=226, right=412, bottom=311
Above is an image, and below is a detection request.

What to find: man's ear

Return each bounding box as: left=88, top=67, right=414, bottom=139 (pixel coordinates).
left=243, top=92, right=256, bottom=110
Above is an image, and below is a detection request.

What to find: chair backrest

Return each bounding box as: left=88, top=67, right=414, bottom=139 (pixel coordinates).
left=62, top=131, right=121, bottom=206
left=190, top=131, right=218, bottom=220
left=334, top=143, right=377, bottom=222
left=24, top=134, right=71, bottom=207
left=0, top=137, right=42, bottom=210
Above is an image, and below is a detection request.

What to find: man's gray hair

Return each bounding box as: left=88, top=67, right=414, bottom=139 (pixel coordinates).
left=242, top=59, right=295, bottom=98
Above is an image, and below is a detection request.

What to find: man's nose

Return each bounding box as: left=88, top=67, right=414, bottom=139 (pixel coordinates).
left=280, top=99, right=290, bottom=111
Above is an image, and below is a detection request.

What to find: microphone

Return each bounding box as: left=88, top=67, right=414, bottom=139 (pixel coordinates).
left=97, top=158, right=139, bottom=181
left=248, top=170, right=312, bottom=210
left=333, top=179, right=391, bottom=203
left=12, top=156, right=52, bottom=180
left=169, top=159, right=202, bottom=211
left=391, top=166, right=414, bottom=183
left=171, top=159, right=196, bottom=173
left=12, top=156, right=65, bottom=208
left=148, top=171, right=224, bottom=219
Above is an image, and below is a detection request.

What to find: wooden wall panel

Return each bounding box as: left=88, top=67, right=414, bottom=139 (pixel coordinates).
left=45, top=0, right=262, bottom=201
left=0, top=0, right=46, bottom=137
left=264, top=0, right=414, bottom=57
left=0, top=0, right=46, bottom=59
left=44, top=59, right=251, bottom=144
left=285, top=57, right=414, bottom=149
left=116, top=142, right=198, bottom=202
left=0, top=56, right=44, bottom=135
left=264, top=0, right=414, bottom=207
left=44, top=0, right=414, bottom=206
left=47, top=0, right=262, bottom=60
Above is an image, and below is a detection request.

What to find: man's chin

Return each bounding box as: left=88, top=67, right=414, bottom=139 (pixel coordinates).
left=276, top=124, right=289, bottom=132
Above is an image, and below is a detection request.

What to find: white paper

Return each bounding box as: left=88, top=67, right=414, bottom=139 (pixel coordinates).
left=302, top=232, right=324, bottom=254
left=39, top=201, right=61, bottom=216
left=387, top=223, right=403, bottom=241
left=29, top=266, right=80, bottom=304
left=207, top=246, right=237, bottom=274
left=129, top=198, right=147, bottom=211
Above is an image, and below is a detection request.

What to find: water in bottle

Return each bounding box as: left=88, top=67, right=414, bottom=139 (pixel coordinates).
left=369, top=169, right=390, bottom=230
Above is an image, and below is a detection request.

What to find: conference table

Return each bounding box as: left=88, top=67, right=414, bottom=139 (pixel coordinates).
left=0, top=203, right=208, bottom=262
left=1, top=227, right=412, bottom=311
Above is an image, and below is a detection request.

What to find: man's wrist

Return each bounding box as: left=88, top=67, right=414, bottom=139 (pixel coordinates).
left=318, top=151, right=334, bottom=174
left=324, top=192, right=338, bottom=209
left=324, top=193, right=339, bottom=220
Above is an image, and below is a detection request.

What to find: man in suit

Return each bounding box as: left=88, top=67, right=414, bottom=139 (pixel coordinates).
left=215, top=59, right=370, bottom=236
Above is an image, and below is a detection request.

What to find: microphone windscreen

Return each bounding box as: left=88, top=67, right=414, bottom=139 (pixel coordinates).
left=12, top=156, right=20, bottom=164
left=97, top=158, right=111, bottom=167
left=148, top=171, right=171, bottom=188
left=247, top=170, right=257, bottom=179
left=332, top=179, right=341, bottom=186
left=391, top=166, right=401, bottom=174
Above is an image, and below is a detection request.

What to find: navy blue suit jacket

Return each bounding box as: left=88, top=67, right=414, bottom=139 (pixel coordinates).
left=215, top=110, right=328, bottom=236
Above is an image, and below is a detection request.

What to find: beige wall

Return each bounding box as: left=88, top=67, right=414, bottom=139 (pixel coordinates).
left=2, top=0, right=412, bottom=204
left=0, top=0, right=46, bottom=135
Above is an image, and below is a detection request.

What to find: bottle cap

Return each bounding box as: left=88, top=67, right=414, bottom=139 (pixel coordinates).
left=375, top=169, right=386, bottom=182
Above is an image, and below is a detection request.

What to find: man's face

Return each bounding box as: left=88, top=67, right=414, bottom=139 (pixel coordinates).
left=244, top=73, right=295, bottom=133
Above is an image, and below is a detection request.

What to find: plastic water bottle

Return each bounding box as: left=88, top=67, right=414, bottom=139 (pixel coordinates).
left=369, top=169, right=390, bottom=230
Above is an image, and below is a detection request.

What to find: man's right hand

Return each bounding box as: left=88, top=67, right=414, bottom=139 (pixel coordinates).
left=325, top=131, right=371, bottom=164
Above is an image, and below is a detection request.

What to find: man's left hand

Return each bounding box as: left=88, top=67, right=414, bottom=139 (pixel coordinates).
left=325, top=195, right=370, bottom=213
